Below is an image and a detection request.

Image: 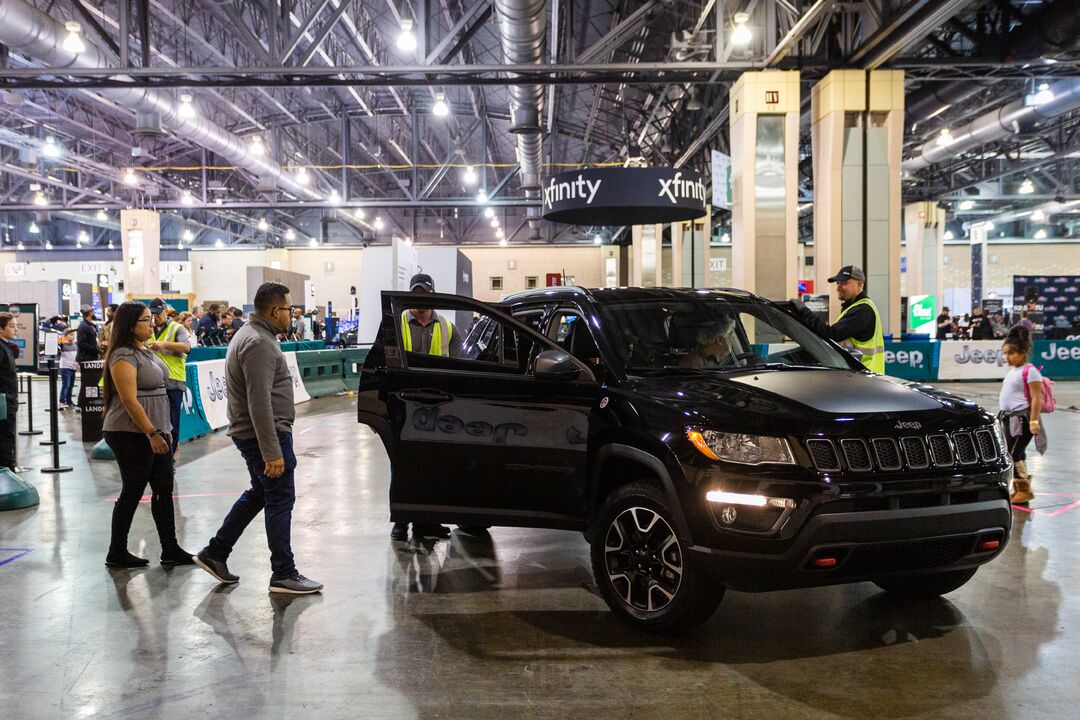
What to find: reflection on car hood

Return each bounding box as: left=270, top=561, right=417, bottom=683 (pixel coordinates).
left=632, top=368, right=944, bottom=416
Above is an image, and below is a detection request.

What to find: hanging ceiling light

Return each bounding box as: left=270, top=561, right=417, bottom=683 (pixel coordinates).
left=77, top=230, right=89, bottom=246
left=353, top=208, right=366, bottom=220
left=936, top=128, right=954, bottom=147
left=62, top=21, right=86, bottom=54
left=257, top=218, right=269, bottom=232
left=373, top=216, right=385, bottom=230
left=249, top=135, right=265, bottom=156
left=396, top=19, right=418, bottom=53
left=405, top=236, right=413, bottom=246
left=498, top=238, right=508, bottom=247
left=108, top=241, right=115, bottom=249
left=42, top=136, right=62, bottom=159
left=432, top=92, right=450, bottom=118
left=593, top=234, right=603, bottom=245
left=177, top=240, right=184, bottom=249
left=490, top=217, right=499, bottom=228
left=215, top=238, right=224, bottom=248
left=123, top=167, right=138, bottom=186
left=177, top=92, right=196, bottom=119
left=295, top=167, right=310, bottom=185
left=17, top=241, right=24, bottom=250
left=309, top=237, right=319, bottom=247
left=284, top=228, right=296, bottom=241
left=730, top=12, right=752, bottom=46
left=1018, top=178, right=1034, bottom=195
left=462, top=165, right=477, bottom=185
left=96, top=208, right=107, bottom=221
left=958, top=199, right=975, bottom=211
left=328, top=189, right=341, bottom=204
left=180, top=190, right=194, bottom=205
left=45, top=241, right=52, bottom=250
left=33, top=192, right=48, bottom=207
left=982, top=221, right=995, bottom=231
left=1031, top=208, right=1046, bottom=222
left=496, top=228, right=504, bottom=239
left=28, top=222, right=39, bottom=234
left=1032, top=83, right=1055, bottom=107
left=183, top=229, right=195, bottom=242
left=1034, top=228, right=1048, bottom=239
left=483, top=207, right=495, bottom=219
left=477, top=189, right=488, bottom=204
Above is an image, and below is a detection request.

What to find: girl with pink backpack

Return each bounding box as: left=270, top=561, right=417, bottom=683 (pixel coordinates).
left=999, top=325, right=1053, bottom=505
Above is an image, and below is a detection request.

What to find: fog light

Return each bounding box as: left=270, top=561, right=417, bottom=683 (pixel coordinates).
left=978, top=539, right=1000, bottom=551
left=812, top=557, right=838, bottom=568
left=705, top=491, right=795, bottom=509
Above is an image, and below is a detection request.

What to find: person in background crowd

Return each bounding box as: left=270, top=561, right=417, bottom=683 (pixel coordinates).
left=0, top=313, right=21, bottom=471
left=310, top=309, right=323, bottom=341
left=935, top=306, right=951, bottom=340
left=229, top=307, right=245, bottom=333
left=196, top=304, right=222, bottom=345
left=999, top=325, right=1045, bottom=505
left=177, top=312, right=195, bottom=338
left=194, top=282, right=323, bottom=595
left=101, top=302, right=193, bottom=568
left=957, top=313, right=971, bottom=339
left=289, top=308, right=306, bottom=341
left=991, top=312, right=1008, bottom=339
left=100, top=303, right=118, bottom=355
left=146, top=298, right=191, bottom=454
left=58, top=328, right=78, bottom=409
left=970, top=306, right=994, bottom=340
left=191, top=305, right=205, bottom=328
left=1018, top=309, right=1034, bottom=331
left=76, top=306, right=100, bottom=364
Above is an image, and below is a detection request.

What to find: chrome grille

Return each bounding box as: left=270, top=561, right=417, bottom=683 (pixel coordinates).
left=952, top=432, right=978, bottom=465
left=871, top=438, right=902, bottom=471
left=901, top=437, right=929, bottom=469
left=840, top=439, right=872, bottom=472
left=927, top=435, right=954, bottom=467
left=806, top=439, right=840, bottom=471
left=975, top=429, right=998, bottom=461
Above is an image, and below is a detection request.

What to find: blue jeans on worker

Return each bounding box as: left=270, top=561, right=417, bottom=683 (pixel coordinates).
left=165, top=388, right=183, bottom=453
left=59, top=368, right=76, bottom=406
left=205, top=432, right=297, bottom=578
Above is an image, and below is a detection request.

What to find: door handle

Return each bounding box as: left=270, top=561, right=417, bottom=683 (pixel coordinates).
left=399, top=389, right=453, bottom=404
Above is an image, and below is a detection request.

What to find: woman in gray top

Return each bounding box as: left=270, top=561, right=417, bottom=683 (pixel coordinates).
left=102, top=302, right=193, bottom=568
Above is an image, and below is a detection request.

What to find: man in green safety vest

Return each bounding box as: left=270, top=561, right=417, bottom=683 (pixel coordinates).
left=795, top=265, right=885, bottom=374
left=391, top=273, right=466, bottom=543
left=147, top=298, right=192, bottom=453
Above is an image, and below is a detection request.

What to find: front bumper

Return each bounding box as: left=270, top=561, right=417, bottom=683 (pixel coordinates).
left=687, top=499, right=1011, bottom=592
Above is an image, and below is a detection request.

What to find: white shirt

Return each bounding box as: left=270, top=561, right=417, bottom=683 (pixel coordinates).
left=999, top=364, right=1042, bottom=413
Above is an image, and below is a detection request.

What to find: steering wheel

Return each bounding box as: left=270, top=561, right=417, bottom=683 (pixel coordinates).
left=734, top=351, right=764, bottom=365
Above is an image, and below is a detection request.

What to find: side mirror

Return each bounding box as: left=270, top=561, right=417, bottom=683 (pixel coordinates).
left=535, top=349, right=581, bottom=381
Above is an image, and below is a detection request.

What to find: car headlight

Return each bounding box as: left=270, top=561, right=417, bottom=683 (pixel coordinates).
left=687, top=429, right=796, bottom=465
left=991, top=422, right=1009, bottom=461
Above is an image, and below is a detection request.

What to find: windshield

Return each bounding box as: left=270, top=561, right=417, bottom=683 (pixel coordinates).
left=594, top=295, right=855, bottom=373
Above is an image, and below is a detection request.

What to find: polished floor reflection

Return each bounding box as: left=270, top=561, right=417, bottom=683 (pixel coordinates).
left=1, top=382, right=1078, bottom=719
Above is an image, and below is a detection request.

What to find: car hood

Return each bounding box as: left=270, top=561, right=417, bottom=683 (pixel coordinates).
left=628, top=368, right=965, bottom=424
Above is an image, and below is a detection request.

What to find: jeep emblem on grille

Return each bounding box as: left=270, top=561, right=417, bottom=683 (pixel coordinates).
left=895, top=421, right=922, bottom=430
left=720, top=506, right=738, bottom=524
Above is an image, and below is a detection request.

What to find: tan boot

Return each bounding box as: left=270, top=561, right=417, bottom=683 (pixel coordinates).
left=1011, top=461, right=1034, bottom=504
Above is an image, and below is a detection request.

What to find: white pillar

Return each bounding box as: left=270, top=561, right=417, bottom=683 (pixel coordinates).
left=120, top=209, right=161, bottom=296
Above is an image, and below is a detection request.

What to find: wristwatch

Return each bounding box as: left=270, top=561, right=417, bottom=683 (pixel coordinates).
left=145, top=429, right=168, bottom=440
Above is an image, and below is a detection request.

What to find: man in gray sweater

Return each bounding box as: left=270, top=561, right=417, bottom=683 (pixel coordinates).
left=194, top=282, right=322, bottom=595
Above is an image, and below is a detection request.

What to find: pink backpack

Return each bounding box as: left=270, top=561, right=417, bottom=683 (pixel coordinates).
left=1023, top=364, right=1056, bottom=414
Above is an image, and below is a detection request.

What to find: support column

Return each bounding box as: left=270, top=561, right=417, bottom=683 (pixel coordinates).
left=811, top=69, right=904, bottom=333
left=729, top=71, right=800, bottom=300
left=902, top=201, right=945, bottom=301
left=631, top=223, right=662, bottom=287
left=674, top=210, right=710, bottom=288
left=970, top=223, right=987, bottom=309
left=119, top=208, right=161, bottom=296
left=668, top=221, right=682, bottom=287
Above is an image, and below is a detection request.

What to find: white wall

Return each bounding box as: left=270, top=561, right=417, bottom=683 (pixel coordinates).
left=460, top=245, right=603, bottom=302
left=285, top=247, right=363, bottom=314
left=189, top=248, right=271, bottom=307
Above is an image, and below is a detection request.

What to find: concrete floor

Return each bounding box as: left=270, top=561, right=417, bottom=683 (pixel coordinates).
left=1, top=378, right=1077, bottom=719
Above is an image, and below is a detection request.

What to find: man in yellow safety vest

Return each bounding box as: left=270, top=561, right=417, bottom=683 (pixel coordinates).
left=391, top=273, right=466, bottom=543
left=146, top=298, right=192, bottom=452
left=795, top=265, right=885, bottom=374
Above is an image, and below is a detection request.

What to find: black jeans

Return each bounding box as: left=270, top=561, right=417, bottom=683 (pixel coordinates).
left=206, top=433, right=297, bottom=578
left=0, top=411, right=16, bottom=470
left=166, top=388, right=183, bottom=454
left=1001, top=411, right=1034, bottom=470
left=104, top=431, right=179, bottom=553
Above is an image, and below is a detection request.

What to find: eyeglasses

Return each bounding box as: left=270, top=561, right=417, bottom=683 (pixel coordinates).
left=136, top=317, right=153, bottom=324
left=274, top=306, right=291, bottom=314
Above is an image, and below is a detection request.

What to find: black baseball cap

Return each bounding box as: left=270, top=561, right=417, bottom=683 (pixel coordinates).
left=409, top=273, right=435, bottom=292
left=147, top=298, right=169, bottom=313
left=828, top=265, right=866, bottom=283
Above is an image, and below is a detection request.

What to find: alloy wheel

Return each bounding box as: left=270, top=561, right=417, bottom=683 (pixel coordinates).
left=603, top=506, right=683, bottom=613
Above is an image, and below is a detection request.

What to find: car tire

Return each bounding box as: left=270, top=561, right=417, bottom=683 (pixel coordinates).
left=872, top=567, right=978, bottom=599
left=589, top=481, right=724, bottom=634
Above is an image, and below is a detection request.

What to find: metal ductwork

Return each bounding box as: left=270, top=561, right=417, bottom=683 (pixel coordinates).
left=493, top=0, right=546, bottom=236
left=906, top=0, right=1080, bottom=122
left=0, top=0, right=319, bottom=199
left=903, top=77, right=1080, bottom=173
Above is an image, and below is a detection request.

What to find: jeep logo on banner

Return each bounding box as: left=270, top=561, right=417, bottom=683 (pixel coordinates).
left=541, top=167, right=708, bottom=226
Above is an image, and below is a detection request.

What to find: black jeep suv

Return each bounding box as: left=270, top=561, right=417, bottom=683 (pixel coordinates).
left=357, top=287, right=1012, bottom=633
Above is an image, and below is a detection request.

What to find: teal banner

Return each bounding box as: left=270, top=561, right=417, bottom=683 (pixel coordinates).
left=884, top=342, right=938, bottom=381
left=178, top=363, right=213, bottom=443
left=1032, top=340, right=1080, bottom=380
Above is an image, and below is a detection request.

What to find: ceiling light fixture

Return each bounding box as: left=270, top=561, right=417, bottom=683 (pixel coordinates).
left=284, top=228, right=296, bottom=241
left=477, top=189, right=488, bottom=204
left=28, top=222, right=39, bottom=234
left=490, top=217, right=499, bottom=228
left=309, top=237, right=319, bottom=247
left=396, top=19, right=418, bottom=53
left=958, top=199, right=975, bottom=211
left=432, top=92, right=450, bottom=118
left=77, top=230, right=89, bottom=246
left=96, top=209, right=107, bottom=221
left=123, top=167, right=138, bottom=186
left=1018, top=178, right=1034, bottom=194
left=183, top=229, right=195, bottom=242
left=353, top=207, right=366, bottom=220
left=1034, top=228, right=1047, bottom=239
left=108, top=241, right=115, bottom=249
left=180, top=190, right=194, bottom=205
left=33, top=192, right=48, bottom=207
left=1031, top=209, right=1046, bottom=222
left=42, top=136, right=61, bottom=159
left=215, top=238, right=223, bottom=248
left=730, top=12, right=752, bottom=46
left=1032, top=83, right=1055, bottom=106
left=177, top=92, right=196, bottom=119
left=462, top=165, right=477, bottom=185
left=943, top=230, right=954, bottom=240
left=373, top=216, right=385, bottom=230
left=17, top=242, right=24, bottom=250
left=249, top=135, right=265, bottom=156
left=483, top=207, right=495, bottom=219
left=496, top=228, right=504, bottom=238
left=499, top=238, right=507, bottom=247
left=983, top=221, right=995, bottom=231
left=295, top=167, right=310, bottom=185
left=45, top=241, right=53, bottom=250
left=257, top=218, right=269, bottom=231
left=936, top=128, right=954, bottom=147
left=62, top=21, right=86, bottom=54
left=328, top=189, right=341, bottom=204
left=593, top=234, right=603, bottom=245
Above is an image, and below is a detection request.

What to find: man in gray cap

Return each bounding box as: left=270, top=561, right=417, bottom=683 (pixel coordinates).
left=794, top=265, right=884, bottom=374
left=390, top=273, right=465, bottom=542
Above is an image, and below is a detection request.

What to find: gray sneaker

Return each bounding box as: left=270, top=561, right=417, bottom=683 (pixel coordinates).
left=194, top=548, right=239, bottom=584
left=268, top=573, right=323, bottom=595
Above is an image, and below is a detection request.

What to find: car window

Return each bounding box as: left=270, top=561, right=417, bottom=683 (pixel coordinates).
left=548, top=310, right=604, bottom=372
left=399, top=301, right=542, bottom=375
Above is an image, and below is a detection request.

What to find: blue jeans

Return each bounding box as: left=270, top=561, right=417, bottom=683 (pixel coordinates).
left=59, top=368, right=76, bottom=406
left=206, top=433, right=297, bottom=578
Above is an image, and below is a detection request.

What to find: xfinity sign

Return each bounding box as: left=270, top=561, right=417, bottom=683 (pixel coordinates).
left=542, top=167, right=708, bottom=226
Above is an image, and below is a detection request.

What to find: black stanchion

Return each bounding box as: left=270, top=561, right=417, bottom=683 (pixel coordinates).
left=40, top=360, right=72, bottom=475
left=18, top=373, right=42, bottom=437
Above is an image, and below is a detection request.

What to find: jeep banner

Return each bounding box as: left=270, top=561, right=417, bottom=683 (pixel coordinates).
left=884, top=342, right=937, bottom=381
left=937, top=341, right=1010, bottom=380
left=192, top=354, right=312, bottom=431
left=541, top=167, right=708, bottom=226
